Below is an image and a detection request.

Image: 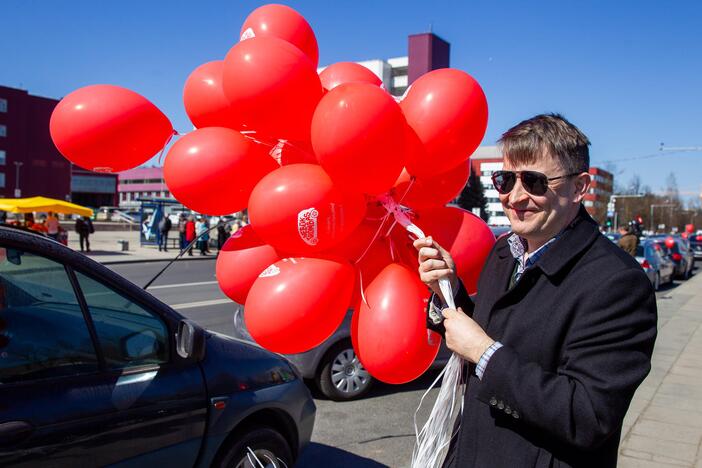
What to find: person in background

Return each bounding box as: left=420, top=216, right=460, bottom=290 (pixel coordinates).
left=196, top=216, right=209, bottom=255
left=178, top=214, right=187, bottom=251
left=618, top=225, right=638, bottom=256
left=46, top=211, right=60, bottom=240
left=75, top=216, right=93, bottom=252
left=29, top=215, right=48, bottom=234
left=158, top=214, right=172, bottom=252
left=216, top=220, right=231, bottom=252
left=185, top=215, right=196, bottom=256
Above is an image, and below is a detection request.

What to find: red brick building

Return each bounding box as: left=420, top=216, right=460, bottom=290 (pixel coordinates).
left=583, top=167, right=613, bottom=225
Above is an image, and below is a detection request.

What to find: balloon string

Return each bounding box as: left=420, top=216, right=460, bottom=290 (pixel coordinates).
left=157, top=130, right=179, bottom=165
left=396, top=176, right=416, bottom=205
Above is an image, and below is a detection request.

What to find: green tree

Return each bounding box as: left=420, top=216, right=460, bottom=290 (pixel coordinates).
left=457, top=170, right=488, bottom=221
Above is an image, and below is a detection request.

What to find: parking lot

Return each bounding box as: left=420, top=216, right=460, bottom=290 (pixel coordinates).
left=111, top=258, right=701, bottom=467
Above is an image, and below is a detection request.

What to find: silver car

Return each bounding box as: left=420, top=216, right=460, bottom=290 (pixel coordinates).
left=635, top=240, right=674, bottom=290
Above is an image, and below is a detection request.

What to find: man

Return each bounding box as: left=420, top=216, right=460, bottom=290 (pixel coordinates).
left=415, top=114, right=657, bottom=467
left=75, top=216, right=93, bottom=252
left=45, top=211, right=60, bottom=240
left=158, top=214, right=172, bottom=252
left=618, top=225, right=638, bottom=256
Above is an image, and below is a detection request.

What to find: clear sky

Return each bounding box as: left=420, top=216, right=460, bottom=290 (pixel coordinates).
left=3, top=0, right=701, bottom=201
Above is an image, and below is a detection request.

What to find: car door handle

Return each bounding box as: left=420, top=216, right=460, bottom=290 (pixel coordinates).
left=0, top=421, right=34, bottom=446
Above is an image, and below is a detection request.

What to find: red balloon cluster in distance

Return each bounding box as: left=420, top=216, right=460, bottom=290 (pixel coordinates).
left=49, top=4, right=495, bottom=384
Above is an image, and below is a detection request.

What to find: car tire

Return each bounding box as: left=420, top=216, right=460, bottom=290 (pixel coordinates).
left=317, top=340, right=373, bottom=401
left=214, top=426, right=292, bottom=468
left=654, top=272, right=660, bottom=291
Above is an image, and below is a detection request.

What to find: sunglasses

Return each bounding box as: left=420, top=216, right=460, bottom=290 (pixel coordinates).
left=491, top=170, right=581, bottom=196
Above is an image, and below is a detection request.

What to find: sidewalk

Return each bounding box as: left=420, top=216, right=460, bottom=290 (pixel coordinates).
left=66, top=229, right=218, bottom=264
left=619, top=271, right=702, bottom=467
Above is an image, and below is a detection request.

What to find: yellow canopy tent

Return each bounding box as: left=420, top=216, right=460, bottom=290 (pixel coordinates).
left=0, top=197, right=93, bottom=217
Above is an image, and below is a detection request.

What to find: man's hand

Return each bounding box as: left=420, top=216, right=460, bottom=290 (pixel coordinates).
left=443, top=307, right=494, bottom=364
left=413, top=236, right=458, bottom=301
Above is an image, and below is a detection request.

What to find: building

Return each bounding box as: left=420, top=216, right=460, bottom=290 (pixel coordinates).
left=318, top=32, right=450, bottom=97
left=0, top=85, right=118, bottom=208
left=584, top=167, right=613, bottom=225
left=118, top=166, right=171, bottom=208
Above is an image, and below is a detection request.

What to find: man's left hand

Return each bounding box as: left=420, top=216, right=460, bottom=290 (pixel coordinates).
left=443, top=308, right=495, bottom=364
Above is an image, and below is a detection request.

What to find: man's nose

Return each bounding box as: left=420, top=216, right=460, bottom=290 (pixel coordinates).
left=509, top=177, right=530, bottom=205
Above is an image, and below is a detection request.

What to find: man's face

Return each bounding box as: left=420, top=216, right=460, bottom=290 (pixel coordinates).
left=499, top=153, right=586, bottom=247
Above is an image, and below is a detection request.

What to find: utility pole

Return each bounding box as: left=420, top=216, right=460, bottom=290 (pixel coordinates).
left=13, top=161, right=23, bottom=198
left=609, top=194, right=644, bottom=231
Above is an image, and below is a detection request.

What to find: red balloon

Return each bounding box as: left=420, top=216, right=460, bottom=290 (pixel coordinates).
left=216, top=225, right=280, bottom=304
left=270, top=139, right=318, bottom=166
left=319, top=62, right=383, bottom=91
left=248, top=164, right=366, bottom=254
left=223, top=36, right=323, bottom=142
left=49, top=85, right=173, bottom=173
left=665, top=236, right=675, bottom=249
left=353, top=263, right=441, bottom=384
left=319, top=218, right=386, bottom=263
left=400, top=69, right=488, bottom=177
left=183, top=61, right=242, bottom=130
left=240, top=4, right=319, bottom=67
left=685, top=224, right=695, bottom=233
left=681, top=232, right=689, bottom=240
left=414, top=206, right=495, bottom=295
left=392, top=161, right=469, bottom=210
left=245, top=257, right=354, bottom=354
left=312, top=83, right=406, bottom=195
left=164, top=127, right=278, bottom=215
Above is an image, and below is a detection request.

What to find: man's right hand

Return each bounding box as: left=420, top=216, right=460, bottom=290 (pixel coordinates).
left=413, top=236, right=458, bottom=302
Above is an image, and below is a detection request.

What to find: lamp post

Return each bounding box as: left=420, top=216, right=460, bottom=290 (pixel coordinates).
left=13, top=161, right=23, bottom=198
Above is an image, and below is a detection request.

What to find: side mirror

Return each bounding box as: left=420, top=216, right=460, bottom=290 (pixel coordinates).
left=176, top=319, right=206, bottom=361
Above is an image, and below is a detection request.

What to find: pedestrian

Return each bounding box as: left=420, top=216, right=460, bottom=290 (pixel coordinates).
left=195, top=216, right=208, bottom=255
left=178, top=213, right=187, bottom=251
left=217, top=222, right=228, bottom=251
left=158, top=214, right=172, bottom=252
left=45, top=211, right=60, bottom=240
left=618, top=225, right=638, bottom=256
left=185, top=215, right=196, bottom=256
left=415, top=114, right=657, bottom=467
left=75, top=216, right=93, bottom=252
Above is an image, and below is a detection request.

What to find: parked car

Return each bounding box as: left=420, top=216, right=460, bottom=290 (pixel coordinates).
left=635, top=240, right=675, bottom=290
left=650, top=236, right=695, bottom=280
left=690, top=234, right=702, bottom=260
left=233, top=305, right=452, bottom=402
left=0, top=226, right=314, bottom=467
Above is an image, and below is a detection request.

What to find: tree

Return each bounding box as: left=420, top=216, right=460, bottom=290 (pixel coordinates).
left=457, top=170, right=488, bottom=221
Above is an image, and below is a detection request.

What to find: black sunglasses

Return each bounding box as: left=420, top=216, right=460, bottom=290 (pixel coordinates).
left=491, top=170, right=581, bottom=196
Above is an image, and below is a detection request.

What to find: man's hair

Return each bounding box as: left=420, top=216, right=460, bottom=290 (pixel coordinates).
left=498, top=113, right=590, bottom=174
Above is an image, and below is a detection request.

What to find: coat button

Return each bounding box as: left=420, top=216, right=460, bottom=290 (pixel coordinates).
left=505, top=406, right=512, bottom=415
left=497, top=401, right=505, bottom=410
left=489, top=397, right=497, bottom=406
left=512, top=410, right=520, bottom=419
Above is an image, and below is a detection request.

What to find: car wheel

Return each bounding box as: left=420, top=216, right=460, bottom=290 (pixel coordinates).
left=317, top=341, right=373, bottom=401
left=654, top=272, right=660, bottom=291
left=215, top=427, right=292, bottom=468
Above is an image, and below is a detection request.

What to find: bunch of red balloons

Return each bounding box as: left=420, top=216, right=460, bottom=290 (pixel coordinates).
left=49, top=4, right=495, bottom=385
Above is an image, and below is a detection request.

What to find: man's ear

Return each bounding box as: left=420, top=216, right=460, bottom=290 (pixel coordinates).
left=573, top=172, right=591, bottom=202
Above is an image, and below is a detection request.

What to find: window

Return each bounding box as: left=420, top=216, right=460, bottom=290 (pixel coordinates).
left=0, top=125, right=6, bottom=137
left=0, top=98, right=6, bottom=113
left=74, top=271, right=169, bottom=369
left=0, top=250, right=98, bottom=383
left=0, top=150, right=5, bottom=165
left=0, top=173, right=5, bottom=188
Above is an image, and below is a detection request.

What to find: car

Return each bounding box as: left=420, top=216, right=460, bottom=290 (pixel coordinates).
left=605, top=232, right=621, bottom=243
left=0, top=226, right=315, bottom=467
left=233, top=302, right=453, bottom=402
left=689, top=234, right=702, bottom=260
left=635, top=240, right=675, bottom=290
left=489, top=226, right=511, bottom=239
left=650, top=236, right=695, bottom=280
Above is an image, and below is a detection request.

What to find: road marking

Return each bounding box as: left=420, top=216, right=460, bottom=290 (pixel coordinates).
left=149, top=280, right=218, bottom=290
left=171, top=298, right=233, bottom=310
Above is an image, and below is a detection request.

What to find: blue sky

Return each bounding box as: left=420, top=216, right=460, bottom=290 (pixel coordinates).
left=4, top=0, right=701, bottom=201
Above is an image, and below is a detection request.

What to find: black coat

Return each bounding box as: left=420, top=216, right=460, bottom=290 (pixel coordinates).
left=437, top=206, right=657, bottom=468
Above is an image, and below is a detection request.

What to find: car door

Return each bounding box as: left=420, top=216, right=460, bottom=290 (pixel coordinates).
left=0, top=244, right=207, bottom=467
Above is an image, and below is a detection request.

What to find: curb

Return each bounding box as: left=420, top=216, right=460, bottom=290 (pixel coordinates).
left=98, top=255, right=217, bottom=265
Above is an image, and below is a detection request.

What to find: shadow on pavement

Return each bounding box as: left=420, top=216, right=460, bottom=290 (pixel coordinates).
left=296, top=442, right=389, bottom=467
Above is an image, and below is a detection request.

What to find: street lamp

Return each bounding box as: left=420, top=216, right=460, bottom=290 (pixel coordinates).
left=13, top=161, right=23, bottom=198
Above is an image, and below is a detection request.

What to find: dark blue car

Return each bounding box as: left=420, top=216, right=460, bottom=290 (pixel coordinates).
left=0, top=226, right=315, bottom=467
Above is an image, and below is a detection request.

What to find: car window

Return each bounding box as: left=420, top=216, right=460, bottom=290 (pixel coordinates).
left=635, top=245, right=644, bottom=257
left=0, top=248, right=98, bottom=384
left=74, top=271, right=169, bottom=369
